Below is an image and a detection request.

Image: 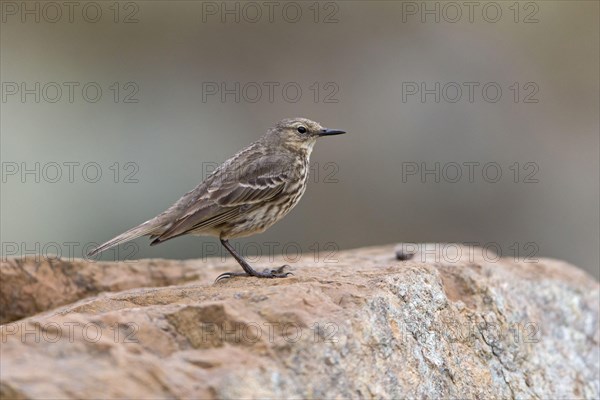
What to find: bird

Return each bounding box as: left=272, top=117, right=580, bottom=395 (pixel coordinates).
left=88, top=117, right=346, bottom=281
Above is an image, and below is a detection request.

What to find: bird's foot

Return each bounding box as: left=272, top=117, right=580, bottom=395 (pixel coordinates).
left=214, top=265, right=293, bottom=283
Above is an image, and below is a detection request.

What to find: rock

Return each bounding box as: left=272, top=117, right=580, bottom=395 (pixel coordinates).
left=0, top=257, right=207, bottom=324
left=0, top=245, right=598, bottom=399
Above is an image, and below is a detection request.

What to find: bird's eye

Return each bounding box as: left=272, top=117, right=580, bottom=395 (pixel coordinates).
left=297, top=126, right=307, bottom=134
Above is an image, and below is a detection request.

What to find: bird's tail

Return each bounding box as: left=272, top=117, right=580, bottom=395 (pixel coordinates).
left=87, top=220, right=159, bottom=257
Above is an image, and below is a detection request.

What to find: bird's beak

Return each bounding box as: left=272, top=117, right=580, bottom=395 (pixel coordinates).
left=319, top=128, right=346, bottom=137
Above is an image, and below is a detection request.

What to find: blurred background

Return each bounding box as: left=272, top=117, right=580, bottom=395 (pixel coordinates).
left=1, top=1, right=598, bottom=278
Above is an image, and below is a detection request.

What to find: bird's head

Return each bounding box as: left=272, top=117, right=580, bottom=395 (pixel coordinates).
left=267, top=117, right=346, bottom=153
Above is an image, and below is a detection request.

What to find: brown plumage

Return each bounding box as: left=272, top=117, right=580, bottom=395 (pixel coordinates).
left=88, top=117, right=346, bottom=281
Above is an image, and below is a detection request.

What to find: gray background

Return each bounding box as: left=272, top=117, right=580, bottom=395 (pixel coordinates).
left=1, top=1, right=598, bottom=278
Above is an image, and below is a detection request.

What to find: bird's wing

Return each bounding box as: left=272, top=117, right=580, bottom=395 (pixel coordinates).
left=150, top=153, right=293, bottom=244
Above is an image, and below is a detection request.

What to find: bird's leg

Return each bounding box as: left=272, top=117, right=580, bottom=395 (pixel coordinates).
left=215, top=239, right=293, bottom=282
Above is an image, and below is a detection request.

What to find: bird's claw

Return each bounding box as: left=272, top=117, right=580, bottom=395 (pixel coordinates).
left=214, top=271, right=247, bottom=283
left=214, top=265, right=293, bottom=283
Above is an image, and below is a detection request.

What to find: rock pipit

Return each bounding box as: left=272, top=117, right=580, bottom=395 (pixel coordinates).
left=88, top=118, right=346, bottom=281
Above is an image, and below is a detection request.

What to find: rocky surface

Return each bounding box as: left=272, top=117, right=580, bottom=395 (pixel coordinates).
left=1, top=244, right=598, bottom=399
left=0, top=257, right=206, bottom=325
